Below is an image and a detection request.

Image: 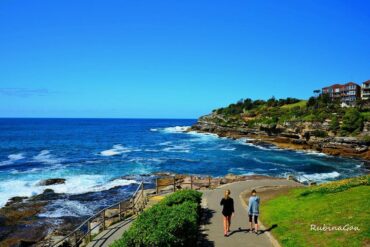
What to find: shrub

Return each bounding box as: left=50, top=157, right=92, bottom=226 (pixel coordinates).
left=310, top=130, right=328, bottom=138
left=161, top=189, right=202, bottom=206
left=341, top=108, right=364, bottom=134
left=111, top=190, right=202, bottom=247
left=300, top=175, right=369, bottom=196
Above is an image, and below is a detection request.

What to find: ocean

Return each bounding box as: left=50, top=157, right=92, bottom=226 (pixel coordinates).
left=0, top=118, right=366, bottom=218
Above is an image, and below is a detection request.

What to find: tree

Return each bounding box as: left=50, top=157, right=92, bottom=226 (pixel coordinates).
left=329, top=115, right=340, bottom=134
left=341, top=108, right=364, bottom=134
left=306, top=96, right=317, bottom=108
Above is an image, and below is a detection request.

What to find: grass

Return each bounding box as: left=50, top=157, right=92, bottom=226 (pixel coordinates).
left=280, top=100, right=307, bottom=109
left=361, top=111, right=370, bottom=121
left=260, top=175, right=370, bottom=247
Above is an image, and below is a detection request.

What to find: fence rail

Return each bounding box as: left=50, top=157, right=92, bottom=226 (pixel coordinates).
left=155, top=175, right=216, bottom=194
left=52, top=182, right=147, bottom=247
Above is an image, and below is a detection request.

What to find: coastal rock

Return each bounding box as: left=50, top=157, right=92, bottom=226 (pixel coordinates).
left=30, top=189, right=60, bottom=201
left=5, top=196, right=28, bottom=207
left=37, top=178, right=66, bottom=186
left=190, top=114, right=370, bottom=160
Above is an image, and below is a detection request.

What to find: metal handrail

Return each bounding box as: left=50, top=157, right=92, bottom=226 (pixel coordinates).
left=52, top=181, right=146, bottom=247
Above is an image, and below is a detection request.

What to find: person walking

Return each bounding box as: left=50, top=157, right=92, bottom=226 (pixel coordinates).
left=248, top=189, right=260, bottom=234
left=220, top=189, right=234, bottom=237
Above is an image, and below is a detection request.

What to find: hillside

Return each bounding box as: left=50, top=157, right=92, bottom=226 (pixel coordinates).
left=191, top=96, right=370, bottom=160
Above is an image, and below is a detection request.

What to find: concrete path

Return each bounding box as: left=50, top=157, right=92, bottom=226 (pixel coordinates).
left=86, top=194, right=165, bottom=247
left=200, top=179, right=301, bottom=247
left=86, top=217, right=135, bottom=247
left=87, top=179, right=300, bottom=247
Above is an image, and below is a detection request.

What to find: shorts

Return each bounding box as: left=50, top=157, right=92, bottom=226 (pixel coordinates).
left=222, top=211, right=232, bottom=217
left=249, top=214, right=258, bottom=224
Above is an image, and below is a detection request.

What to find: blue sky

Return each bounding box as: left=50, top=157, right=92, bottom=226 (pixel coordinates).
left=0, top=0, right=369, bottom=118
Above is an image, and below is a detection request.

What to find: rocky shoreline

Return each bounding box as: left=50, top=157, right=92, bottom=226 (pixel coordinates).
left=190, top=114, right=370, bottom=162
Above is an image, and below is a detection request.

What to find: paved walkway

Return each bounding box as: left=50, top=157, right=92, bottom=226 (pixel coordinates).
left=86, top=195, right=165, bottom=247
left=200, top=179, right=301, bottom=247
left=87, top=179, right=300, bottom=247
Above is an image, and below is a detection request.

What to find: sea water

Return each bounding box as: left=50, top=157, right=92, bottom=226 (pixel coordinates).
left=0, top=118, right=366, bottom=217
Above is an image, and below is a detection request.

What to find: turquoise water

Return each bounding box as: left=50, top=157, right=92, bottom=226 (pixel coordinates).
left=0, top=118, right=365, bottom=217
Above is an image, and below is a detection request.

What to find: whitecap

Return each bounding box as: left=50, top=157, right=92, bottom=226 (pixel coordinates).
left=298, top=171, right=340, bottom=182
left=33, top=150, right=63, bottom=165
left=161, top=126, right=190, bottom=133
left=0, top=174, right=138, bottom=207
left=100, top=144, right=140, bottom=156
left=162, top=144, right=191, bottom=153
left=220, top=147, right=236, bottom=151
left=0, top=153, right=25, bottom=166
left=39, top=199, right=94, bottom=218
left=150, top=128, right=158, bottom=132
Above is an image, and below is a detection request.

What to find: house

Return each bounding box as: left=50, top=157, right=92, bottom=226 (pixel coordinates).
left=322, top=82, right=361, bottom=105
left=361, top=80, right=370, bottom=100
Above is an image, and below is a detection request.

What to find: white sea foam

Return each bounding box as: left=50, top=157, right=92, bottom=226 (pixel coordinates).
left=162, top=126, right=190, bottom=133
left=162, top=144, right=191, bottom=153
left=0, top=153, right=25, bottom=166
left=150, top=128, right=158, bottom=132
left=39, top=199, right=94, bottom=218
left=0, top=175, right=138, bottom=207
left=100, top=144, right=140, bottom=156
left=33, top=150, right=63, bottom=164
left=220, top=147, right=236, bottom=151
left=159, top=141, right=172, bottom=146
left=298, top=171, right=340, bottom=182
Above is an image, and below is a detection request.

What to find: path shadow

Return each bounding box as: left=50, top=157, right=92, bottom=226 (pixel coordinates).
left=228, top=227, right=249, bottom=236
left=259, top=224, right=278, bottom=234
left=228, top=224, right=278, bottom=236
left=198, top=208, right=215, bottom=247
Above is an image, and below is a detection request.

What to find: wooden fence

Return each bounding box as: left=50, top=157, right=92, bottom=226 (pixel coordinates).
left=155, top=175, right=216, bottom=194
left=52, top=182, right=147, bottom=247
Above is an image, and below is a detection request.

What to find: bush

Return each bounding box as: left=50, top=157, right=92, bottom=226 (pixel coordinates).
left=341, top=108, right=364, bottom=134
left=300, top=175, right=369, bottom=196
left=161, top=189, right=202, bottom=206
left=310, top=130, right=328, bottom=138
left=111, top=190, right=202, bottom=247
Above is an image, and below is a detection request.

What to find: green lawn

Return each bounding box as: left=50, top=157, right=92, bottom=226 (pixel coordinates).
left=261, top=176, right=370, bottom=247
left=280, top=100, right=307, bottom=109
left=361, top=111, right=370, bottom=121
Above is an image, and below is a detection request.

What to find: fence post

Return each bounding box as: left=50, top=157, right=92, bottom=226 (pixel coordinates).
left=156, top=178, right=159, bottom=194
left=102, top=211, right=106, bottom=230
left=173, top=177, right=176, bottom=192
left=208, top=176, right=211, bottom=188
left=118, top=202, right=122, bottom=221
left=87, top=220, right=91, bottom=242
left=141, top=183, right=144, bottom=211
left=74, top=231, right=78, bottom=247
left=190, top=176, right=193, bottom=190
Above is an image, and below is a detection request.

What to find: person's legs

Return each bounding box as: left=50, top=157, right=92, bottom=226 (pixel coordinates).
left=254, top=215, right=258, bottom=233
left=223, top=216, right=227, bottom=235
left=227, top=216, right=231, bottom=232
left=249, top=214, right=253, bottom=231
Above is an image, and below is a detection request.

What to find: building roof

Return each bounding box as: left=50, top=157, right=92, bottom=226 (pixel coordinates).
left=363, top=80, right=370, bottom=85
left=344, top=82, right=360, bottom=87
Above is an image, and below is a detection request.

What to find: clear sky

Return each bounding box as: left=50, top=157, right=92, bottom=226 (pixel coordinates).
left=0, top=0, right=369, bottom=118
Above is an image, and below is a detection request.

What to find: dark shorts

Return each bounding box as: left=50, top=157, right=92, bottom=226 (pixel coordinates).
left=249, top=214, right=258, bottom=224
left=222, top=211, right=232, bottom=217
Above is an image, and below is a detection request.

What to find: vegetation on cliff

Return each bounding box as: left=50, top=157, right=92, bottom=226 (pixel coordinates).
left=261, top=175, right=370, bottom=247
left=213, top=95, right=370, bottom=138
